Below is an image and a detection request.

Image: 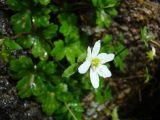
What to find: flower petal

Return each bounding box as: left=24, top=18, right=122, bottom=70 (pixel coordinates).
left=78, top=60, right=91, bottom=74
left=97, top=65, right=111, bottom=78
left=151, top=46, right=156, bottom=56
left=92, top=40, right=101, bottom=57
left=90, top=68, right=99, bottom=88
left=87, top=47, right=92, bottom=59
left=98, top=53, right=115, bottom=64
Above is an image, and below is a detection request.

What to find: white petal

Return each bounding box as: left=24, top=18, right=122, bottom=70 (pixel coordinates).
left=78, top=60, right=91, bottom=74
left=92, top=40, right=101, bottom=57
left=90, top=68, right=99, bottom=88
left=151, top=46, right=156, bottom=56
left=97, top=65, right=111, bottom=78
left=98, top=53, right=115, bottom=64
left=87, top=47, right=92, bottom=59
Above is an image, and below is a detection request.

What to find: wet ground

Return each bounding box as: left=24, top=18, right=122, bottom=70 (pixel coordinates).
left=0, top=0, right=160, bottom=120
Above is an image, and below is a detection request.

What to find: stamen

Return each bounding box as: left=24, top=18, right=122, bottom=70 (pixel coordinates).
left=91, top=58, right=100, bottom=67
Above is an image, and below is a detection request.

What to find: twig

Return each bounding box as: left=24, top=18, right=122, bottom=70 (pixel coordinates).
left=55, top=61, right=65, bottom=70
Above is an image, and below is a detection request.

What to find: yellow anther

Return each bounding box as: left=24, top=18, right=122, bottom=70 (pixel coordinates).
left=91, top=58, right=100, bottom=67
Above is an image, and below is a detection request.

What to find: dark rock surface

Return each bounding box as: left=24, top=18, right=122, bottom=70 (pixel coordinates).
left=0, top=59, right=53, bottom=120
left=0, top=0, right=12, bottom=36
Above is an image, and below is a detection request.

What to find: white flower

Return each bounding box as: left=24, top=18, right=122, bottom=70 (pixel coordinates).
left=151, top=46, right=156, bottom=56
left=146, top=45, right=156, bottom=61
left=78, top=40, right=115, bottom=88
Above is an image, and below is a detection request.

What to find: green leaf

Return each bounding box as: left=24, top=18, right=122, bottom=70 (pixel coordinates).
left=44, top=61, right=56, bottom=74
left=58, top=13, right=77, bottom=25
left=114, top=42, right=128, bottom=71
left=93, top=0, right=118, bottom=8
left=96, top=9, right=112, bottom=28
left=95, top=80, right=112, bottom=103
left=146, top=50, right=155, bottom=61
left=107, top=8, right=118, bottom=16
left=58, top=13, right=79, bottom=43
left=55, top=83, right=74, bottom=102
left=103, top=34, right=112, bottom=44
left=46, top=62, right=57, bottom=74
left=11, top=11, right=31, bottom=33
left=104, top=85, right=112, bottom=101
left=31, top=76, right=46, bottom=96
left=7, top=0, right=21, bottom=10
left=10, top=56, right=33, bottom=78
left=32, top=15, right=50, bottom=27
left=49, top=5, right=59, bottom=13
left=16, top=35, right=38, bottom=49
left=0, top=48, right=10, bottom=62
left=50, top=40, right=65, bottom=61
left=62, top=63, right=77, bottom=78
left=4, top=38, right=22, bottom=50
left=81, top=74, right=91, bottom=90
left=32, top=39, right=50, bottom=61
left=34, top=0, right=51, bottom=5
left=111, top=107, right=119, bottom=120
left=103, top=0, right=118, bottom=8
left=37, top=61, right=56, bottom=75
left=59, top=23, right=79, bottom=43
left=7, top=0, right=30, bottom=11
left=65, top=47, right=76, bottom=64
left=65, top=43, right=82, bottom=64
left=77, top=52, right=86, bottom=63
left=10, top=56, right=33, bottom=72
left=43, top=24, right=58, bottom=39
left=55, top=83, right=68, bottom=93
left=140, top=26, right=155, bottom=48
left=114, top=56, right=125, bottom=72
left=54, top=106, right=68, bottom=119
left=42, top=92, right=58, bottom=116
left=16, top=74, right=34, bottom=98
left=68, top=102, right=84, bottom=113
left=57, top=92, right=73, bottom=102
left=95, top=88, right=104, bottom=103
left=144, top=67, right=152, bottom=83
left=92, top=0, right=98, bottom=7
left=67, top=102, right=84, bottom=120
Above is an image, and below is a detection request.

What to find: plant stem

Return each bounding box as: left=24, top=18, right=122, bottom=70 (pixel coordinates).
left=64, top=102, right=78, bottom=120
left=115, top=47, right=127, bottom=57
left=150, top=40, right=160, bottom=48
left=11, top=32, right=30, bottom=39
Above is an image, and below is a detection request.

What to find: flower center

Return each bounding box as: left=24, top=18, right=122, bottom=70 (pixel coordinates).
left=91, top=58, right=100, bottom=68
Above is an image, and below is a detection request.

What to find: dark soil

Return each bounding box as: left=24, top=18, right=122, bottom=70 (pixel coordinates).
left=0, top=0, right=160, bottom=120
left=108, top=0, right=160, bottom=120
left=0, top=60, right=53, bottom=120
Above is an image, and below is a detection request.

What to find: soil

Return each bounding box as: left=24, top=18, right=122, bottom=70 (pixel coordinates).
left=108, top=0, right=160, bottom=120
left=0, top=0, right=160, bottom=120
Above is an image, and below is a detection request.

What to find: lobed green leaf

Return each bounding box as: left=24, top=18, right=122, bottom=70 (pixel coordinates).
left=62, top=63, right=77, bottom=78
left=50, top=40, right=65, bottom=61
left=11, top=11, right=31, bottom=33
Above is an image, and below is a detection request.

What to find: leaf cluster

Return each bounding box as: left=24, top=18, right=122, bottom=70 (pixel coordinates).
left=0, top=0, right=127, bottom=119
left=92, top=0, right=119, bottom=28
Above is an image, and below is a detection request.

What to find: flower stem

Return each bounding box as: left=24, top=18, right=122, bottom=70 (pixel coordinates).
left=64, top=102, right=78, bottom=120
left=150, top=40, right=160, bottom=48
